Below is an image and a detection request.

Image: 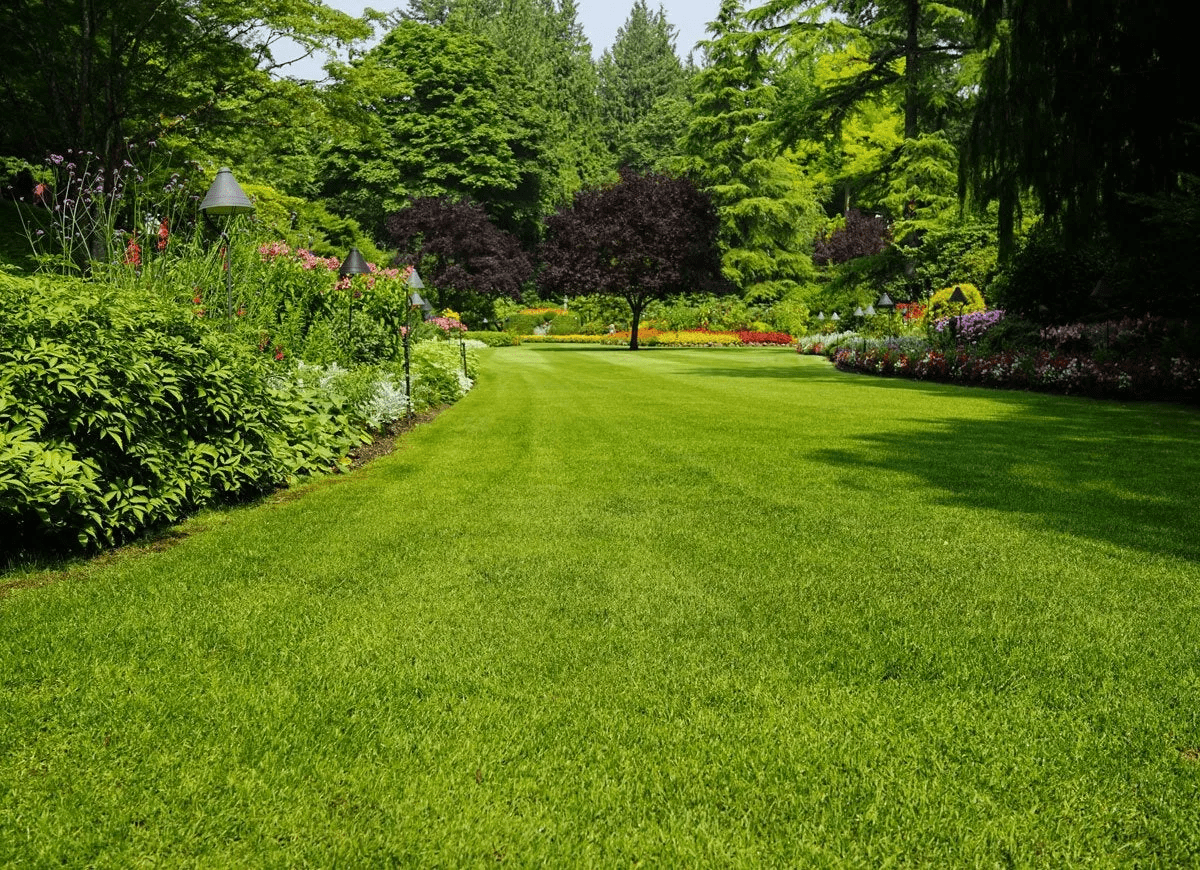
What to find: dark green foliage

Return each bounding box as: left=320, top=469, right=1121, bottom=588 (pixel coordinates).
left=965, top=0, right=1199, bottom=316
left=0, top=275, right=364, bottom=554
left=322, top=20, right=553, bottom=242
left=987, top=227, right=1115, bottom=324
left=598, top=1, right=688, bottom=171
left=441, top=0, right=611, bottom=197
left=0, top=0, right=369, bottom=183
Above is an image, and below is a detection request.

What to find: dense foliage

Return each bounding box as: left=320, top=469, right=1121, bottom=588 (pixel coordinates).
left=0, top=275, right=366, bottom=553
left=384, top=197, right=532, bottom=319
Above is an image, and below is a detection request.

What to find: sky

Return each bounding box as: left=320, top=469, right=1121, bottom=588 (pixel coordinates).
left=280, top=1, right=725, bottom=80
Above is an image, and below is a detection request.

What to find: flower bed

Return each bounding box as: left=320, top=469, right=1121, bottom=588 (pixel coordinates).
left=523, top=329, right=791, bottom=347
left=829, top=345, right=1199, bottom=401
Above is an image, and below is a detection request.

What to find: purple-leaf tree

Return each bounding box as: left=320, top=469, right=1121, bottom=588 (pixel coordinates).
left=539, top=169, right=724, bottom=349
left=813, top=209, right=892, bottom=266
left=385, top=196, right=532, bottom=301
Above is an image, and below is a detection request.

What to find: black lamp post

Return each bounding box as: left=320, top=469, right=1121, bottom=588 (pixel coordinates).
left=199, top=167, right=255, bottom=327
left=402, top=288, right=427, bottom=420
left=338, top=246, right=370, bottom=358
left=948, top=285, right=969, bottom=342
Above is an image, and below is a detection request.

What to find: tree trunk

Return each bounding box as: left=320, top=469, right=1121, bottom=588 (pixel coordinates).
left=904, top=0, right=920, bottom=140
left=629, top=299, right=643, bottom=350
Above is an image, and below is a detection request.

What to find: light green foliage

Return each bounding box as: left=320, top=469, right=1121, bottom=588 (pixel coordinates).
left=322, top=20, right=553, bottom=241
left=677, top=1, right=824, bottom=301
left=400, top=339, right=477, bottom=410
left=644, top=294, right=772, bottom=332
left=0, top=275, right=365, bottom=552
left=927, top=281, right=986, bottom=319
left=881, top=132, right=959, bottom=242
left=239, top=184, right=385, bottom=263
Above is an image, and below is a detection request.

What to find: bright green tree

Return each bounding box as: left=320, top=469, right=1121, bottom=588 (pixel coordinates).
left=677, top=1, right=824, bottom=302
left=321, top=20, right=552, bottom=242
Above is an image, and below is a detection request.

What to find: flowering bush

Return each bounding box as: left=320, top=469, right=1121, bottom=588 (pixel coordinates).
left=934, top=309, right=1006, bottom=343
left=831, top=343, right=1199, bottom=401
left=428, top=315, right=467, bottom=333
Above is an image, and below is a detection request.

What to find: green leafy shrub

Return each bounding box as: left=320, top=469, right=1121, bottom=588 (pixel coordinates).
left=385, top=340, right=478, bottom=413
left=927, top=283, right=986, bottom=321
left=0, top=275, right=365, bottom=553
left=463, top=330, right=520, bottom=347
left=548, top=313, right=582, bottom=334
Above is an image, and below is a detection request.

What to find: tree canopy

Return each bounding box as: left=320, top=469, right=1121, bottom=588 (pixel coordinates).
left=385, top=196, right=531, bottom=319
left=321, top=20, right=551, bottom=242
left=539, top=170, right=724, bottom=349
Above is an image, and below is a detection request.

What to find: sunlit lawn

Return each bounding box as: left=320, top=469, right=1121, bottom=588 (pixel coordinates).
left=3, top=345, right=1199, bottom=866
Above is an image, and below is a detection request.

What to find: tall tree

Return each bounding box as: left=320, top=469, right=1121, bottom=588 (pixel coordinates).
left=597, top=1, right=688, bottom=170
left=747, top=0, right=977, bottom=142
left=0, top=0, right=370, bottom=176
left=455, top=0, right=611, bottom=198
left=321, top=20, right=551, bottom=242
left=539, top=170, right=724, bottom=349
left=964, top=0, right=1197, bottom=265
left=677, top=1, right=824, bottom=301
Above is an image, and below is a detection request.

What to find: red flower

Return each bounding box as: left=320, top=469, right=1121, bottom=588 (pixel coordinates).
left=156, top=218, right=169, bottom=251
left=124, top=236, right=141, bottom=266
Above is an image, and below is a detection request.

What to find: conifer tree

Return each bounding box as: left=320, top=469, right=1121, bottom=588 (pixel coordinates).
left=677, top=1, right=824, bottom=301
left=597, top=1, right=688, bottom=170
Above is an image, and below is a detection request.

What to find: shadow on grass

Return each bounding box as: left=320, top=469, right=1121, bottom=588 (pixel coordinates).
left=813, top=396, right=1200, bottom=563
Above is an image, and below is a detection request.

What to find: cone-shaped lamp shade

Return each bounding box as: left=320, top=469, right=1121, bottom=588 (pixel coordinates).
left=200, top=167, right=255, bottom=215
left=854, top=306, right=865, bottom=317
left=948, top=286, right=969, bottom=305
left=876, top=292, right=894, bottom=309
left=408, top=291, right=425, bottom=308
left=406, top=269, right=424, bottom=289
left=338, top=246, right=370, bottom=276
left=831, top=312, right=840, bottom=321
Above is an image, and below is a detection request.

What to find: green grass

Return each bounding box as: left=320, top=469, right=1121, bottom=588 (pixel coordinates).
left=3, top=346, right=1200, bottom=866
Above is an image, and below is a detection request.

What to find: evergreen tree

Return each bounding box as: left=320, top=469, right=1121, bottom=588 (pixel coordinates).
left=410, top=0, right=610, bottom=204
left=597, top=1, right=688, bottom=170
left=748, top=0, right=977, bottom=141
left=677, top=1, right=824, bottom=301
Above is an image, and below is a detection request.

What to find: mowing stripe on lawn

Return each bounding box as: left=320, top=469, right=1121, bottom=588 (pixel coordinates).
left=3, top=346, right=1199, bottom=866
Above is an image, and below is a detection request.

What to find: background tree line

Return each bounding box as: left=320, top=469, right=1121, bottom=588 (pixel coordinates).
left=1, top=0, right=1195, bottom=325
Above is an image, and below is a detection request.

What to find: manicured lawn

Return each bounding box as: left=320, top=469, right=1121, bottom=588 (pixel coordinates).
left=3, top=345, right=1199, bottom=866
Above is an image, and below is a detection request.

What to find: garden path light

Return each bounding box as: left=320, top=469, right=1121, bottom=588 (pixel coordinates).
left=199, top=167, right=255, bottom=327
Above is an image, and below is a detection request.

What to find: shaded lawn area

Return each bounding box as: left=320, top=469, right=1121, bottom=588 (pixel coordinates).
left=3, top=346, right=1199, bottom=866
